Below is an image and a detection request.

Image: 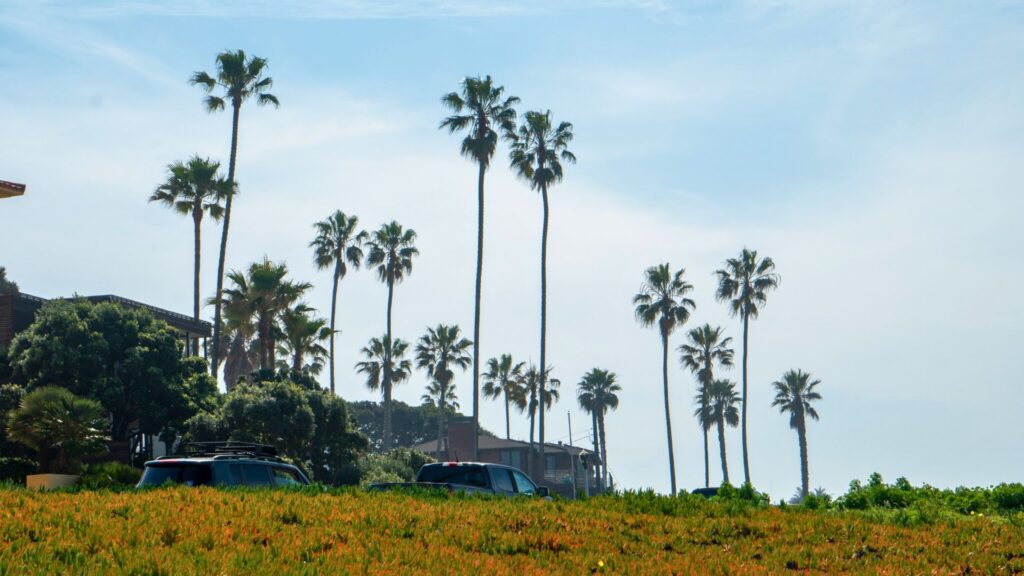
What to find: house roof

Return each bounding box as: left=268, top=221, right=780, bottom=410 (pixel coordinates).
left=0, top=180, right=26, bottom=199
left=13, top=292, right=211, bottom=337
left=409, top=435, right=596, bottom=457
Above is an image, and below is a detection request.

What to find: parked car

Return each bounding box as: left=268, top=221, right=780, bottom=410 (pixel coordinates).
left=137, top=442, right=309, bottom=488
left=369, top=462, right=550, bottom=498
left=691, top=487, right=719, bottom=498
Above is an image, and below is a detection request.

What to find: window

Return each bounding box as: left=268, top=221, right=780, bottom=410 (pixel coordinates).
left=272, top=467, right=302, bottom=486
left=241, top=464, right=272, bottom=486
left=499, top=450, right=523, bottom=470
left=138, top=464, right=212, bottom=487
left=511, top=470, right=536, bottom=495
left=491, top=468, right=515, bottom=493
left=545, top=454, right=561, bottom=473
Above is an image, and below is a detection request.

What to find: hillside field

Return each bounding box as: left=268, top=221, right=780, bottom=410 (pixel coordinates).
left=0, top=487, right=1021, bottom=574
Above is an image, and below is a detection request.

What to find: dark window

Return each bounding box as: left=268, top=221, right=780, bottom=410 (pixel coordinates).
left=511, top=470, right=537, bottom=495
left=272, top=467, right=302, bottom=486
left=545, top=454, right=561, bottom=473
left=139, top=464, right=212, bottom=487
left=491, top=468, right=515, bottom=493
left=417, top=465, right=488, bottom=487
left=241, top=464, right=272, bottom=486
left=499, top=450, right=523, bottom=470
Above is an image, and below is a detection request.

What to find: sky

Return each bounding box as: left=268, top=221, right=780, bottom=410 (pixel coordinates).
left=1, top=0, right=1023, bottom=499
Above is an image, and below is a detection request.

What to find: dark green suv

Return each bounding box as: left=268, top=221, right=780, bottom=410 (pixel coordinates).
left=137, top=442, right=309, bottom=488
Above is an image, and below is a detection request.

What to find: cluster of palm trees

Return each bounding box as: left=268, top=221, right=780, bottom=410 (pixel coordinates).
left=634, top=250, right=823, bottom=498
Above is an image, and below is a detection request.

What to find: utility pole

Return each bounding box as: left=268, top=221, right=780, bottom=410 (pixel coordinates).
left=567, top=411, right=577, bottom=499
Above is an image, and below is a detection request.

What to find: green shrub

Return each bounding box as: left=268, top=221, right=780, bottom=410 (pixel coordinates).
left=715, top=482, right=770, bottom=508
left=79, top=462, right=142, bottom=489
left=0, top=456, right=38, bottom=483
left=991, top=483, right=1024, bottom=512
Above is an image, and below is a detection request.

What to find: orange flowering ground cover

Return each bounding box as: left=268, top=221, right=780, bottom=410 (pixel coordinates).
left=0, top=487, right=1021, bottom=575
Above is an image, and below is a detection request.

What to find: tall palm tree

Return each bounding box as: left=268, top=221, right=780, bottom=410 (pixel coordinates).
left=678, top=324, right=734, bottom=488
left=191, top=50, right=279, bottom=380
left=219, top=309, right=258, bottom=390
left=577, top=368, right=621, bottom=490
left=355, top=335, right=412, bottom=451
left=771, top=370, right=822, bottom=499
left=421, top=380, right=460, bottom=456
left=508, top=110, right=575, bottom=476
left=523, top=364, right=559, bottom=478
left=715, top=248, right=780, bottom=485
left=276, top=305, right=331, bottom=375
left=482, top=354, right=527, bottom=440
left=415, top=324, right=473, bottom=457
left=310, top=211, right=366, bottom=395
left=701, top=379, right=740, bottom=485
left=440, top=76, right=519, bottom=461
left=633, top=263, right=695, bottom=496
left=219, top=258, right=311, bottom=372
left=149, top=156, right=231, bottom=327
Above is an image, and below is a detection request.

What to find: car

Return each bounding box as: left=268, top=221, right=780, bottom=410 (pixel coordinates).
left=137, top=442, right=310, bottom=488
left=691, top=487, right=719, bottom=498
left=369, top=461, right=550, bottom=498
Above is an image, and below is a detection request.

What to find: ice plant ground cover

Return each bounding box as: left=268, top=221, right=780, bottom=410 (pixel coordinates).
left=0, top=487, right=1021, bottom=574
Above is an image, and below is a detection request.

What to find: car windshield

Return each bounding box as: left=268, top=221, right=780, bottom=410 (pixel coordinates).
left=417, top=465, right=488, bottom=487
left=139, top=463, right=213, bottom=487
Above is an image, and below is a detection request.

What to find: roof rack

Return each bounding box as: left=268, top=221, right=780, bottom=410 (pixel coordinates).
left=177, top=441, right=282, bottom=460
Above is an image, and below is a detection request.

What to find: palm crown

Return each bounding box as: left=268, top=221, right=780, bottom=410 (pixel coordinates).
left=276, top=305, right=331, bottom=374
left=576, top=368, right=621, bottom=417
left=508, top=110, right=576, bottom=192
left=679, top=324, right=734, bottom=384
left=149, top=156, right=231, bottom=221
left=421, top=380, right=460, bottom=411
left=355, top=335, right=412, bottom=394
left=311, top=211, right=366, bottom=279
left=715, top=248, right=780, bottom=320
left=771, top=370, right=822, bottom=429
left=415, top=324, right=473, bottom=387
left=706, top=379, right=740, bottom=428
left=190, top=50, right=279, bottom=111
left=633, top=263, right=696, bottom=338
left=525, top=365, right=560, bottom=416
left=365, top=221, right=419, bottom=285
left=482, top=355, right=527, bottom=407
left=440, top=76, right=519, bottom=168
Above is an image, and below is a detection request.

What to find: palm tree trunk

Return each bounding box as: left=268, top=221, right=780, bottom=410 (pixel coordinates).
left=591, top=410, right=600, bottom=488
left=192, top=206, right=202, bottom=322
left=292, top=346, right=302, bottom=373
left=471, top=161, right=485, bottom=462
left=741, top=312, right=750, bottom=485
left=599, top=411, right=609, bottom=489
left=528, top=402, right=536, bottom=476
left=661, top=333, right=678, bottom=496
left=258, top=317, right=270, bottom=370
left=383, top=273, right=395, bottom=451
left=436, top=385, right=444, bottom=458
left=717, top=416, right=729, bottom=485
left=503, top=386, right=511, bottom=440
left=798, top=415, right=809, bottom=498
left=703, top=425, right=710, bottom=488
left=210, top=100, right=242, bottom=381
left=329, top=262, right=340, bottom=395
left=538, top=183, right=549, bottom=481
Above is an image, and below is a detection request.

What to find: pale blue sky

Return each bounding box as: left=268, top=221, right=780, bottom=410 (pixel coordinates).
left=2, top=1, right=1023, bottom=497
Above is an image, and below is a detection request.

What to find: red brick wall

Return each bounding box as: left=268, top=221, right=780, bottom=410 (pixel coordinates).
left=447, top=420, right=474, bottom=462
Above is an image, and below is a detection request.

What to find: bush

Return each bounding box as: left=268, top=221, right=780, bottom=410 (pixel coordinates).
left=0, top=456, right=38, bottom=483
left=714, top=482, right=770, bottom=508
left=357, top=448, right=435, bottom=486
left=79, top=462, right=142, bottom=489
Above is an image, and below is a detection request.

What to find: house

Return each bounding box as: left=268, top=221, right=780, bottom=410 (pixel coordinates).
left=408, top=419, right=608, bottom=498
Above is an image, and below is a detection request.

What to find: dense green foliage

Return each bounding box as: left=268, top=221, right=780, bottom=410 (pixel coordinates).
left=0, top=266, right=17, bottom=293
left=5, top=386, right=108, bottom=474
left=0, top=457, right=37, bottom=483
left=78, top=462, right=142, bottom=489
left=830, top=473, right=1024, bottom=518
left=356, top=447, right=436, bottom=485
left=347, top=400, right=486, bottom=453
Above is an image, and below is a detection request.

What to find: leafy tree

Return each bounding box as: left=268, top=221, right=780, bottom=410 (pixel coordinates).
left=365, top=221, right=417, bottom=441
left=302, top=387, right=368, bottom=485
left=633, top=263, right=695, bottom=495
left=577, top=368, right=621, bottom=490
left=8, top=300, right=210, bottom=441
left=355, top=335, right=412, bottom=451
left=771, top=369, right=822, bottom=499
left=482, top=354, right=527, bottom=440
left=310, top=210, right=366, bottom=396
left=703, top=379, right=739, bottom=484
left=276, top=305, right=331, bottom=375
left=357, top=448, right=435, bottom=485
left=440, top=76, right=519, bottom=460
left=6, top=386, right=108, bottom=473
left=219, top=258, right=311, bottom=375
left=508, top=109, right=575, bottom=475
left=715, top=248, right=780, bottom=485
left=415, top=324, right=472, bottom=458
left=348, top=400, right=449, bottom=453
left=0, top=267, right=17, bottom=293
left=191, top=50, right=279, bottom=381
left=220, top=380, right=315, bottom=458
left=0, top=383, right=26, bottom=456
left=149, top=156, right=231, bottom=322
left=679, top=324, right=734, bottom=488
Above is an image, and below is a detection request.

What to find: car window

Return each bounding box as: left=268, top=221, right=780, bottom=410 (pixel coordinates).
left=139, top=464, right=212, bottom=487
left=511, top=470, right=536, bottom=495
left=417, top=465, right=487, bottom=486
left=272, top=467, right=302, bottom=486
left=241, top=463, right=272, bottom=486
left=491, top=468, right=515, bottom=493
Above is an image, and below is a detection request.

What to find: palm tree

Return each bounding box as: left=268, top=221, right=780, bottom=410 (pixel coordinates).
left=415, top=324, right=473, bottom=457
left=219, top=309, right=258, bottom=390
left=702, top=379, right=740, bottom=485
left=482, top=354, right=527, bottom=440
left=421, top=379, right=461, bottom=451
left=678, top=324, right=734, bottom=488
left=149, top=156, right=231, bottom=326
left=771, top=370, right=822, bottom=500
left=440, top=77, right=519, bottom=461
left=310, top=211, right=367, bottom=395
left=508, top=110, right=575, bottom=477
left=577, top=368, right=621, bottom=490
left=219, top=258, right=311, bottom=372
left=715, top=248, right=780, bottom=485
left=633, top=263, right=695, bottom=495
left=355, top=335, right=412, bottom=451
left=191, top=50, right=279, bottom=381
left=523, top=364, right=560, bottom=478
left=276, top=305, right=331, bottom=375
left=6, top=386, right=108, bottom=474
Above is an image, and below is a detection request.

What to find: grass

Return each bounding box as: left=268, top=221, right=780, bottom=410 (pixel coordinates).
left=1, top=486, right=1022, bottom=574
